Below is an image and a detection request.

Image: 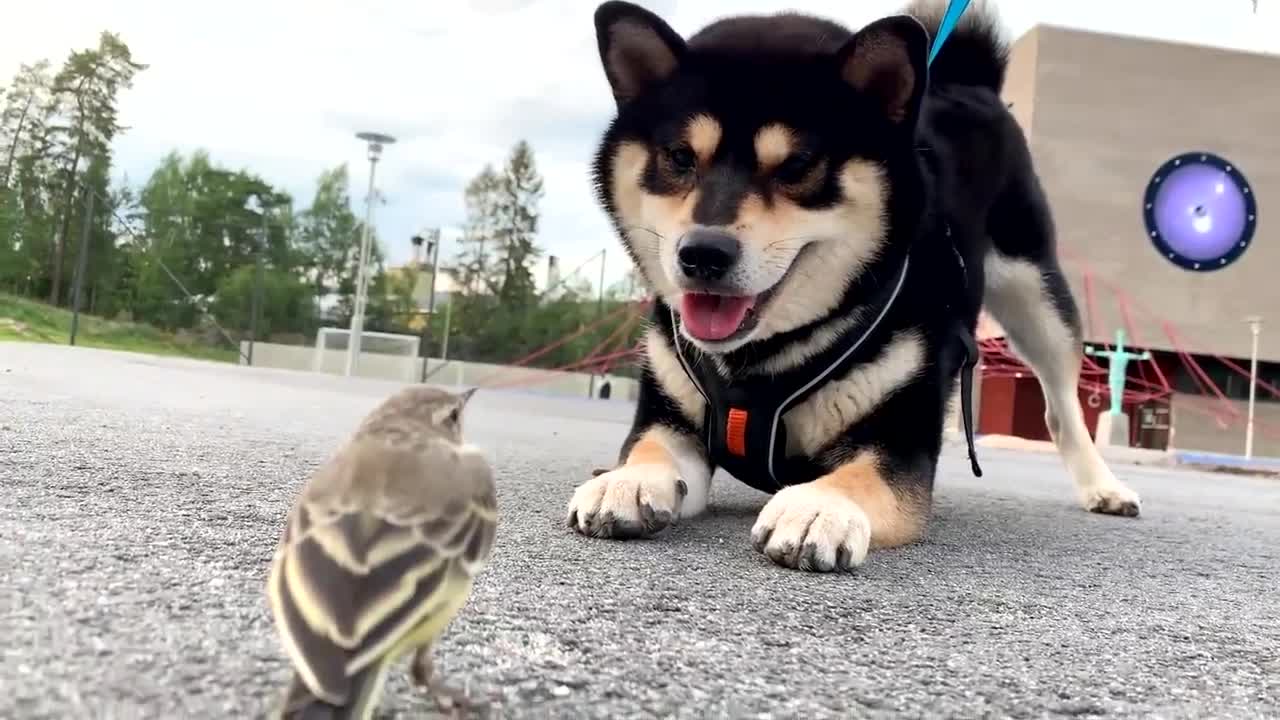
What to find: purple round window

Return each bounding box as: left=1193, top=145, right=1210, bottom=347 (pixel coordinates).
left=1143, top=152, right=1257, bottom=271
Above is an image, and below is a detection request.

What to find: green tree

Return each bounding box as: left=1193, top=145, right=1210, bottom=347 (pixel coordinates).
left=0, top=188, right=22, bottom=291
left=0, top=60, right=53, bottom=187
left=491, top=140, right=544, bottom=303
left=0, top=61, right=57, bottom=296
left=131, top=150, right=292, bottom=330
left=296, top=164, right=360, bottom=300
left=212, top=264, right=317, bottom=340
left=44, top=31, right=146, bottom=305
left=84, top=173, right=141, bottom=316
left=450, top=142, right=546, bottom=304
left=452, top=164, right=501, bottom=296
left=294, top=163, right=389, bottom=327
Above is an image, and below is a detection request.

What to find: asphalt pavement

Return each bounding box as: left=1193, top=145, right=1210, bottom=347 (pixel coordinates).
left=2, top=342, right=1278, bottom=719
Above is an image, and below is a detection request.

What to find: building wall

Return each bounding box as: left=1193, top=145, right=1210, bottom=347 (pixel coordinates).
left=1170, top=392, right=1280, bottom=457
left=971, top=361, right=1279, bottom=456
left=1002, top=24, right=1039, bottom=135
left=977, top=375, right=1017, bottom=435
left=1005, top=26, right=1280, bottom=362
left=976, top=373, right=1116, bottom=444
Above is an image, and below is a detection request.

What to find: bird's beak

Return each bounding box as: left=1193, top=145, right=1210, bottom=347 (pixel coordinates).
left=459, top=387, right=478, bottom=405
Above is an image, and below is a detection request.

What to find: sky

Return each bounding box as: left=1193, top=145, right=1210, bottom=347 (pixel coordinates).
left=1, top=0, right=1275, bottom=292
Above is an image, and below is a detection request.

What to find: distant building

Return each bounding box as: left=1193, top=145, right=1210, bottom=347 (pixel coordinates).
left=980, top=23, right=1280, bottom=456
left=403, top=264, right=465, bottom=310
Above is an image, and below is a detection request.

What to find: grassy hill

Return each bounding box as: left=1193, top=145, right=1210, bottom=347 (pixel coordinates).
left=0, top=293, right=239, bottom=363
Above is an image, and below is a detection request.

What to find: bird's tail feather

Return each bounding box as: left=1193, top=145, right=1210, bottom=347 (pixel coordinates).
left=274, top=662, right=391, bottom=720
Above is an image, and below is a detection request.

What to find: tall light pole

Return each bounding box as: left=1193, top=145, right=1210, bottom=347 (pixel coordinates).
left=68, top=186, right=94, bottom=347
left=413, top=228, right=441, bottom=383
left=345, top=131, right=396, bottom=377
left=587, top=247, right=607, bottom=399
left=245, top=194, right=270, bottom=365
left=1245, top=316, right=1263, bottom=459
left=68, top=152, right=93, bottom=346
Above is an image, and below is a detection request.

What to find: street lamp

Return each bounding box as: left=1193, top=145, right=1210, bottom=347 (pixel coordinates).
left=244, top=194, right=271, bottom=366
left=345, top=130, right=397, bottom=377
left=412, top=228, right=442, bottom=383
left=68, top=186, right=95, bottom=347
left=587, top=247, right=607, bottom=399
left=68, top=153, right=94, bottom=347
left=1245, top=316, right=1263, bottom=459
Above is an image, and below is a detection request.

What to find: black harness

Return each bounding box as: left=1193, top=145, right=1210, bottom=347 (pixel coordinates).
left=671, top=239, right=984, bottom=494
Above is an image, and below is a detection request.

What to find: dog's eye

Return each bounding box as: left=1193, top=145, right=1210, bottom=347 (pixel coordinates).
left=665, top=146, right=697, bottom=174
left=774, top=152, right=816, bottom=185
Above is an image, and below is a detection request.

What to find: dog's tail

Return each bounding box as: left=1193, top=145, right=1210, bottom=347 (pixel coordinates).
left=902, top=0, right=1010, bottom=93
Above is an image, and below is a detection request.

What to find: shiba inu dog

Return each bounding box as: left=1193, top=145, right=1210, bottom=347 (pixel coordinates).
left=567, top=0, right=1141, bottom=573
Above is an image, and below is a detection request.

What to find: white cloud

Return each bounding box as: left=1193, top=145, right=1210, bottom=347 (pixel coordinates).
left=2, top=0, right=1274, bottom=291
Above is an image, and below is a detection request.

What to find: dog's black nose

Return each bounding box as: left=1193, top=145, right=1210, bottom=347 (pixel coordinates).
left=677, top=229, right=740, bottom=282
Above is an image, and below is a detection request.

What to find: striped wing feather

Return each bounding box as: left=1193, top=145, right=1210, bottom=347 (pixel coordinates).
left=268, top=448, right=497, bottom=706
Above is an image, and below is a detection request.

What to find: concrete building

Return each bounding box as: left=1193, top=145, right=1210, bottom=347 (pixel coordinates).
left=982, top=23, right=1280, bottom=457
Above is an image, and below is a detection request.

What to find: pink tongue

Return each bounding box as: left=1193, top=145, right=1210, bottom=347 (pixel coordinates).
left=680, top=293, right=755, bottom=341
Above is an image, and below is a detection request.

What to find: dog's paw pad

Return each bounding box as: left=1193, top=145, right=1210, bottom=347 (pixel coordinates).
left=750, top=484, right=871, bottom=572
left=567, top=463, right=684, bottom=539
left=1083, top=484, right=1141, bottom=518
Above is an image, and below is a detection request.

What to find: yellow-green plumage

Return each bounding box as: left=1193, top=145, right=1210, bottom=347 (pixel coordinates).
left=266, top=386, right=497, bottom=720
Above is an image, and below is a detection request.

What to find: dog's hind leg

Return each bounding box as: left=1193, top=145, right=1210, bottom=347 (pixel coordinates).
left=980, top=174, right=1141, bottom=517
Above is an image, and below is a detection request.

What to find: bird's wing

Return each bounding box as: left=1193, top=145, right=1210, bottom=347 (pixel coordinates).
left=341, top=445, right=498, bottom=671
left=420, top=444, right=498, bottom=576
left=267, top=444, right=497, bottom=705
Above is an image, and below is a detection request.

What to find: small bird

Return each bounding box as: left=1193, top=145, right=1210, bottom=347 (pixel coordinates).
left=266, top=385, right=497, bottom=719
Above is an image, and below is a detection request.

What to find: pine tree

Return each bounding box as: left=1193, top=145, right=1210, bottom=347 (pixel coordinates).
left=451, top=141, right=546, bottom=303
left=0, top=61, right=53, bottom=188
left=0, top=61, right=57, bottom=296
left=452, top=164, right=502, bottom=296
left=44, top=31, right=146, bottom=305
left=491, top=140, right=545, bottom=304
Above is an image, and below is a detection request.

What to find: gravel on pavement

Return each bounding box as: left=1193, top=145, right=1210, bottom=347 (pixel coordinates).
left=2, top=342, right=1278, bottom=719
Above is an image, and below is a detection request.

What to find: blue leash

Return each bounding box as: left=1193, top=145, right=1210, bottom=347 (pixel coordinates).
left=926, top=0, right=973, bottom=66
left=922, top=0, right=983, bottom=476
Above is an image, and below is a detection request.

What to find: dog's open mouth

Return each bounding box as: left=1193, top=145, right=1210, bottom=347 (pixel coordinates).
left=676, top=244, right=816, bottom=344
left=680, top=293, right=760, bottom=342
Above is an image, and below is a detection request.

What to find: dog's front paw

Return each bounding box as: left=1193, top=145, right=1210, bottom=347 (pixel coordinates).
left=1081, top=481, right=1141, bottom=518
left=750, top=483, right=871, bottom=572
left=567, top=463, right=688, bottom=539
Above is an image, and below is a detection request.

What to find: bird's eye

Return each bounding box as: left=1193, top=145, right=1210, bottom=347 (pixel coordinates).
left=775, top=152, right=816, bottom=185
left=446, top=407, right=460, bottom=425
left=666, top=145, right=697, bottom=173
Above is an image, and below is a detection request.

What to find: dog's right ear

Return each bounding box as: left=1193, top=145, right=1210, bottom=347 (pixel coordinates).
left=594, top=1, right=686, bottom=107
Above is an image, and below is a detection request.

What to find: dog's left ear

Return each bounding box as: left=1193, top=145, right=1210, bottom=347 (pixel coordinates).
left=837, top=15, right=930, bottom=128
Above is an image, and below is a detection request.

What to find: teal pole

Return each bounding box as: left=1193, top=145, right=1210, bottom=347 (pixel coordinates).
left=1084, top=329, right=1151, bottom=415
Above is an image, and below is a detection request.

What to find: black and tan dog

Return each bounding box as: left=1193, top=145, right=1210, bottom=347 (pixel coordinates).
left=566, top=0, right=1141, bottom=572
